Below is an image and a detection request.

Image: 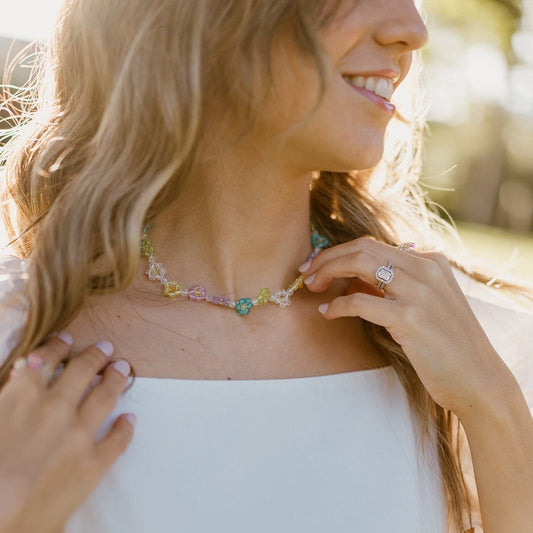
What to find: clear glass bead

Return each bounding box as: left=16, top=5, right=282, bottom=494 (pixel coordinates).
left=146, top=262, right=166, bottom=281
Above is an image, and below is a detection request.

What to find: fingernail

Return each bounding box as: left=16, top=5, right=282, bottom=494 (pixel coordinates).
left=298, top=260, right=311, bottom=272
left=318, top=303, right=329, bottom=314
left=304, top=273, right=317, bottom=286
left=125, top=413, right=137, bottom=427
left=27, top=353, right=44, bottom=369
left=57, top=332, right=73, bottom=346
left=96, top=341, right=114, bottom=357
left=112, top=359, right=131, bottom=377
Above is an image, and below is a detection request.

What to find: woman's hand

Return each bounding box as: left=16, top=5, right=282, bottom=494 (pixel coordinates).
left=0, top=334, right=136, bottom=533
left=299, top=237, right=519, bottom=417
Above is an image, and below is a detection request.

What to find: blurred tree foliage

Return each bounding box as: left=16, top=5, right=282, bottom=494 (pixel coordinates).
left=426, top=0, right=521, bottom=54
left=422, top=0, right=533, bottom=235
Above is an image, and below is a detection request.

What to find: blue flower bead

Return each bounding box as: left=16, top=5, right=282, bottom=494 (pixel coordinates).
left=235, top=298, right=254, bottom=316
left=311, top=233, right=329, bottom=249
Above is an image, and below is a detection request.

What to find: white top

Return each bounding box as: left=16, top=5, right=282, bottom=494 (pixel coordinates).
left=1, top=255, right=532, bottom=533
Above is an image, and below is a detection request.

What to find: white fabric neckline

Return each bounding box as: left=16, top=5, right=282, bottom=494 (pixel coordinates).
left=131, top=364, right=395, bottom=384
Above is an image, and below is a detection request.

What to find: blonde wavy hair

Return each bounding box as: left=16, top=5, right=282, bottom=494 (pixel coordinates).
left=2, top=0, right=527, bottom=530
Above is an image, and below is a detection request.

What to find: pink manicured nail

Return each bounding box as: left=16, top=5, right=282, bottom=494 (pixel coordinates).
left=57, top=332, right=73, bottom=346
left=112, top=360, right=131, bottom=377
left=298, top=260, right=311, bottom=272
left=318, top=303, right=329, bottom=314
left=304, top=273, right=317, bottom=286
left=125, top=413, right=137, bottom=427
left=27, top=353, right=44, bottom=369
left=95, top=341, right=114, bottom=357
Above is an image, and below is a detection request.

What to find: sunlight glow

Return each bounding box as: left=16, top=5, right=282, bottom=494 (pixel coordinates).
left=0, top=0, right=63, bottom=42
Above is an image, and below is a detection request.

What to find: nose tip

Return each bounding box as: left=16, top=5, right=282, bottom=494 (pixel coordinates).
left=410, top=20, right=429, bottom=50
left=374, top=3, right=429, bottom=52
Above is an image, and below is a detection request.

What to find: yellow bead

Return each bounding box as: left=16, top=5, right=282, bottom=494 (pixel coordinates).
left=289, top=275, right=305, bottom=292
left=257, top=288, right=271, bottom=305
left=164, top=281, right=184, bottom=298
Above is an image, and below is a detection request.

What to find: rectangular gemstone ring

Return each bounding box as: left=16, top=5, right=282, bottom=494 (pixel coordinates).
left=376, top=262, right=394, bottom=290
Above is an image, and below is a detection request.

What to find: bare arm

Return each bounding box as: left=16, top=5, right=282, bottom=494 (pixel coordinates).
left=458, top=376, right=533, bottom=533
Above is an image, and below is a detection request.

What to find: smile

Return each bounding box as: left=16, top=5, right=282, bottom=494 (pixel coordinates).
left=342, top=75, right=396, bottom=113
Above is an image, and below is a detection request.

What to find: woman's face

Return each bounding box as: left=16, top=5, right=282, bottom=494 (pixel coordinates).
left=261, top=0, right=428, bottom=173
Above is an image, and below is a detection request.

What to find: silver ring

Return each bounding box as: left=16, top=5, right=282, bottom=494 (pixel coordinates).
left=397, top=242, right=416, bottom=252
left=376, top=261, right=394, bottom=290
left=41, top=361, right=55, bottom=381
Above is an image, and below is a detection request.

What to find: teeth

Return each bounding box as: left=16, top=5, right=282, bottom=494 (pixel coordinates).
left=364, top=77, right=377, bottom=93
left=343, top=75, right=394, bottom=101
left=374, top=78, right=394, bottom=101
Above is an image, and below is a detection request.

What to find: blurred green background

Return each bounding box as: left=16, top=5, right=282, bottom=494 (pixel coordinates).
left=423, top=0, right=533, bottom=282
left=0, top=0, right=532, bottom=282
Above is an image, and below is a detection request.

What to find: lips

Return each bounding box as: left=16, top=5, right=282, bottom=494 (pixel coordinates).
left=345, top=79, right=396, bottom=115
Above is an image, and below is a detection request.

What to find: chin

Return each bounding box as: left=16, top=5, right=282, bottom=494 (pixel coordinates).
left=321, top=140, right=386, bottom=173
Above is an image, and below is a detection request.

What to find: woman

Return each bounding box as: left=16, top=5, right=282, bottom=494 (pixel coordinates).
left=0, top=0, right=532, bottom=531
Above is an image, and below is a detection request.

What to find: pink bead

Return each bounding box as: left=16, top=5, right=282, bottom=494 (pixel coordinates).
left=210, top=296, right=231, bottom=306
left=188, top=285, right=207, bottom=302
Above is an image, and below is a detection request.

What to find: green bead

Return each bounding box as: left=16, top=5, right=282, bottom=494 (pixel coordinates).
left=257, top=288, right=271, bottom=305
left=140, top=238, right=154, bottom=257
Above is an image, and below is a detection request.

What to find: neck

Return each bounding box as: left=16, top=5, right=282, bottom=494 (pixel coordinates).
left=142, top=143, right=316, bottom=301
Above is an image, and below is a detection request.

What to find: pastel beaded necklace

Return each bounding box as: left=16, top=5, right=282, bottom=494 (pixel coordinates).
left=140, top=221, right=330, bottom=316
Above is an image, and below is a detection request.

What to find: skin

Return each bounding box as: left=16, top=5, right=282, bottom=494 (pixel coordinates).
left=0, top=336, right=134, bottom=533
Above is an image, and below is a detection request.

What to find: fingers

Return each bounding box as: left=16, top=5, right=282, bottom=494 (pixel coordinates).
left=300, top=237, right=453, bottom=297
left=8, top=332, right=74, bottom=389
left=303, top=248, right=419, bottom=298
left=320, top=291, right=397, bottom=326
left=301, top=237, right=420, bottom=277
left=92, top=413, right=136, bottom=475
left=1, top=333, right=137, bottom=532
left=49, top=342, right=119, bottom=406
left=78, top=360, right=132, bottom=435
left=304, top=249, right=388, bottom=292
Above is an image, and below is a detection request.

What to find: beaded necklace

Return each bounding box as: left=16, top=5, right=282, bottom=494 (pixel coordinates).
left=140, top=221, right=330, bottom=316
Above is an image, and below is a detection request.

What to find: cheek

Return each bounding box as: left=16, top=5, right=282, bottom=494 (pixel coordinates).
left=319, top=2, right=365, bottom=58
left=257, top=46, right=390, bottom=170
left=319, top=82, right=391, bottom=152
left=286, top=100, right=389, bottom=172
left=260, top=57, right=326, bottom=131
